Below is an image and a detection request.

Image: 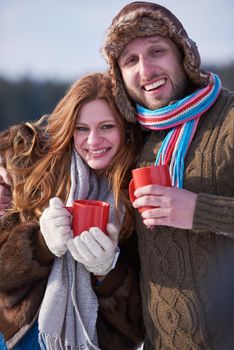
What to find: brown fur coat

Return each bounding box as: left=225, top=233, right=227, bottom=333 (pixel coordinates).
left=0, top=121, right=54, bottom=341
left=0, top=211, right=53, bottom=341
left=0, top=211, right=144, bottom=349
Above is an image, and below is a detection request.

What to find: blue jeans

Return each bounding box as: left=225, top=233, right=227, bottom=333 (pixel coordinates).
left=0, top=334, right=7, bottom=350
left=0, top=321, right=40, bottom=350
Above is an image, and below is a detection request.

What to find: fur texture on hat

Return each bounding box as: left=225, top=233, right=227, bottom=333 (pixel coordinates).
left=101, top=1, right=209, bottom=122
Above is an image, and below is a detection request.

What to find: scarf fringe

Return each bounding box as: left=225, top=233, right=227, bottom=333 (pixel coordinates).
left=39, top=333, right=100, bottom=350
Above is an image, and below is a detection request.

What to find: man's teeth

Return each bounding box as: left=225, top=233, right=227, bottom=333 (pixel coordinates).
left=144, top=79, right=165, bottom=91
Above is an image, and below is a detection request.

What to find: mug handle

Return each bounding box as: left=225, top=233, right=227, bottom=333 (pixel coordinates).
left=65, top=206, right=73, bottom=214
left=129, top=178, right=137, bottom=203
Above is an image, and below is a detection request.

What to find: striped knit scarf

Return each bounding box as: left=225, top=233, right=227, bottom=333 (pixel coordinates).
left=136, top=73, right=221, bottom=188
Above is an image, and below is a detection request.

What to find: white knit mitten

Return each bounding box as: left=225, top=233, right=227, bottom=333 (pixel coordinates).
left=40, top=197, right=73, bottom=257
left=67, top=223, right=120, bottom=275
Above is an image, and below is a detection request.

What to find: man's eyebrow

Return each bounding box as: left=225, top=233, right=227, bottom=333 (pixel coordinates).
left=119, top=38, right=163, bottom=62
left=119, top=48, right=132, bottom=62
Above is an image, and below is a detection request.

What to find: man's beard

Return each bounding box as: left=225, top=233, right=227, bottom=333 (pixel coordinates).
left=128, top=74, right=190, bottom=110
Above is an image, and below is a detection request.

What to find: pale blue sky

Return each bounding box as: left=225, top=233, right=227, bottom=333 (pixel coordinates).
left=0, top=0, right=233, bottom=82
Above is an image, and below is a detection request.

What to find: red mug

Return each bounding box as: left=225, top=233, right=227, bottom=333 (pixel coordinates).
left=65, top=199, right=110, bottom=237
left=129, top=164, right=171, bottom=213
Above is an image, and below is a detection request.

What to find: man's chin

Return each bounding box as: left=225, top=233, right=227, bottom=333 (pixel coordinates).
left=140, top=99, right=169, bottom=110
left=129, top=91, right=169, bottom=110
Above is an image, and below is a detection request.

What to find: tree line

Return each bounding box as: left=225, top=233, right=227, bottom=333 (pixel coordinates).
left=0, top=63, right=234, bottom=131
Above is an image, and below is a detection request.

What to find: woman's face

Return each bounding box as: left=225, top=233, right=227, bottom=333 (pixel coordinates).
left=74, top=99, right=122, bottom=173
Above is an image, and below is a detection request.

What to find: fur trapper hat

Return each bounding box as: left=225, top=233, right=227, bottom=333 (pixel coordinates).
left=101, top=1, right=209, bottom=122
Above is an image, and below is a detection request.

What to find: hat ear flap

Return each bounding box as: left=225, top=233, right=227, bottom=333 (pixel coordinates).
left=111, top=62, right=136, bottom=123
left=176, top=35, right=209, bottom=86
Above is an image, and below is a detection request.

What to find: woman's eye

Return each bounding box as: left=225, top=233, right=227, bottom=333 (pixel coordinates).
left=102, top=124, right=114, bottom=130
left=76, top=126, right=89, bottom=132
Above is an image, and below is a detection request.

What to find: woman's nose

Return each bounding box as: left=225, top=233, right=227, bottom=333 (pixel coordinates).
left=86, top=130, right=102, bottom=145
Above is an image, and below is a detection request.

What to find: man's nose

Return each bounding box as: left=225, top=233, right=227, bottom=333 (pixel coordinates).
left=139, top=57, right=155, bottom=78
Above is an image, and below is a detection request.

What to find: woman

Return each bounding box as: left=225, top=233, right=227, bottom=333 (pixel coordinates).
left=0, top=73, right=144, bottom=349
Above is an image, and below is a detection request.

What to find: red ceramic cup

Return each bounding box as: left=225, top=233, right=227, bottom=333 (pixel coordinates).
left=129, top=164, right=171, bottom=213
left=65, top=199, right=110, bottom=237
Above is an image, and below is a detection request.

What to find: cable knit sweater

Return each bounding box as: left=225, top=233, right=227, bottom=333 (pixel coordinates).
left=134, top=88, right=234, bottom=349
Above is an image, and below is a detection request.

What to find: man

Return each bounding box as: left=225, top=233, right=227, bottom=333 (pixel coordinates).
left=99, top=1, right=234, bottom=349
left=1, top=2, right=234, bottom=349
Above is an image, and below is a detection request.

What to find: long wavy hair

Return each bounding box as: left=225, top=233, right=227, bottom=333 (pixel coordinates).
left=1, top=73, right=142, bottom=239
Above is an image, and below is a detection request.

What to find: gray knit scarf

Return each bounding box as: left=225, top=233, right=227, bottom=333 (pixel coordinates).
left=38, top=149, right=123, bottom=350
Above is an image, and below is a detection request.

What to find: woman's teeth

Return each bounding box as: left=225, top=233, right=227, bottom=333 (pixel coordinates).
left=88, top=148, right=109, bottom=154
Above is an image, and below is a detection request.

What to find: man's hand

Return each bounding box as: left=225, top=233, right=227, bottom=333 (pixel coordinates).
left=67, top=223, right=119, bottom=275
left=0, top=166, right=12, bottom=214
left=133, top=184, right=197, bottom=229
left=39, top=197, right=73, bottom=257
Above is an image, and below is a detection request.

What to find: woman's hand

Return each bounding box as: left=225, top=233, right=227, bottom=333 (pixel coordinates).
left=39, top=197, right=73, bottom=257
left=67, top=223, right=119, bottom=275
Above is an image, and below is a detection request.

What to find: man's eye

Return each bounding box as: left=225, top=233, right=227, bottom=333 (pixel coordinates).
left=125, top=57, right=137, bottom=66
left=152, top=48, right=164, bottom=55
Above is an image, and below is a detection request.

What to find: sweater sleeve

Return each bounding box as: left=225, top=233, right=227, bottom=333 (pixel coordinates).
left=93, top=233, right=145, bottom=350
left=193, top=193, right=234, bottom=238
left=0, top=212, right=54, bottom=291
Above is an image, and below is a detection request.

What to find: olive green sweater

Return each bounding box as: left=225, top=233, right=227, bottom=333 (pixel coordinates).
left=135, top=88, right=234, bottom=349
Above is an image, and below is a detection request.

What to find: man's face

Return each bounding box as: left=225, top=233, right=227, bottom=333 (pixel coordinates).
left=118, top=35, right=190, bottom=110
